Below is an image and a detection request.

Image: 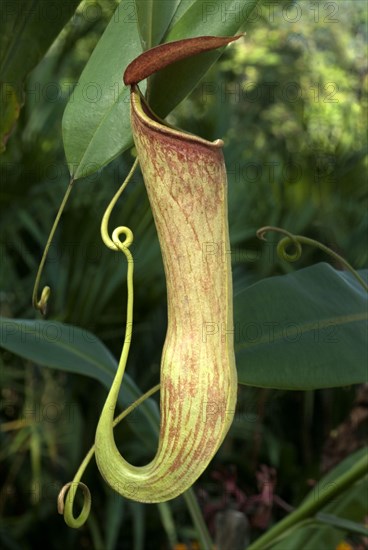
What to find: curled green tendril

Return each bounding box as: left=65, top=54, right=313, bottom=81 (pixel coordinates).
left=57, top=481, right=91, bottom=528
left=58, top=157, right=142, bottom=528
left=58, top=383, right=160, bottom=528
left=257, top=226, right=368, bottom=292
left=100, top=158, right=139, bottom=252
left=33, top=179, right=74, bottom=315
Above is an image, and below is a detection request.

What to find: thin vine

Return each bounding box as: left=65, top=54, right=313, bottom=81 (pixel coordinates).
left=58, top=157, right=140, bottom=527
left=32, top=178, right=74, bottom=314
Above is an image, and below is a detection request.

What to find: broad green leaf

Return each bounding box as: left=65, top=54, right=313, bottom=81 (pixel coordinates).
left=169, top=0, right=200, bottom=27
left=149, top=0, right=261, bottom=116
left=135, top=0, right=181, bottom=50
left=0, top=317, right=159, bottom=449
left=0, top=0, right=80, bottom=152
left=63, top=0, right=260, bottom=178
left=62, top=0, right=144, bottom=179
left=234, top=263, right=367, bottom=389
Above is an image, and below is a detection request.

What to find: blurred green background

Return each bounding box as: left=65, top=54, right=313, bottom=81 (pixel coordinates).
left=0, top=0, right=367, bottom=548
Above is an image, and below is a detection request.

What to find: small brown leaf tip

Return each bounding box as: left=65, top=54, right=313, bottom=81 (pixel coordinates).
left=123, top=35, right=243, bottom=86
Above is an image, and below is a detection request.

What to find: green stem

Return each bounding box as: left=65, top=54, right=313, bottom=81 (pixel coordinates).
left=247, top=453, right=368, bottom=550
left=184, top=488, right=214, bottom=550
left=59, top=158, right=141, bottom=528
left=32, top=178, right=74, bottom=314
left=157, top=501, right=178, bottom=547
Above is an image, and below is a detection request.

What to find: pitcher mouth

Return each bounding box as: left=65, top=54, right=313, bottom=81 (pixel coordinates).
left=131, top=85, right=224, bottom=150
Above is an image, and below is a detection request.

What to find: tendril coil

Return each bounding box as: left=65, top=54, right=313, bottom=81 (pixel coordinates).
left=257, top=226, right=368, bottom=292
left=57, top=383, right=160, bottom=527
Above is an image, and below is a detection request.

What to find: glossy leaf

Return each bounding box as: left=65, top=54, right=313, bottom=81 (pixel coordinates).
left=169, top=0, right=201, bottom=27
left=0, top=0, right=80, bottom=152
left=135, top=0, right=181, bottom=50
left=62, top=0, right=260, bottom=178
left=0, top=317, right=159, bottom=448
left=235, top=263, right=367, bottom=389
left=148, top=0, right=261, bottom=116
left=62, top=0, right=144, bottom=179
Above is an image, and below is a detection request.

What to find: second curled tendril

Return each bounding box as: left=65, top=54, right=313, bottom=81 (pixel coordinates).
left=257, top=226, right=302, bottom=262
left=257, top=225, right=368, bottom=292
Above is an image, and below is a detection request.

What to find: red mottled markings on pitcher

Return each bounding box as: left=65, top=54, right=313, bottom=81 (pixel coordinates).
left=123, top=83, right=236, bottom=501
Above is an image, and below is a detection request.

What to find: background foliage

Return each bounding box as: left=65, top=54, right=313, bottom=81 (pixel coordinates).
left=0, top=1, right=367, bottom=549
